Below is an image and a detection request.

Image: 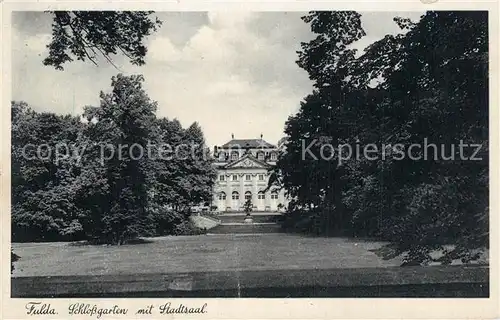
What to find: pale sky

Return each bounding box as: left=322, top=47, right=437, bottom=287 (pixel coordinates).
left=12, top=11, right=423, bottom=147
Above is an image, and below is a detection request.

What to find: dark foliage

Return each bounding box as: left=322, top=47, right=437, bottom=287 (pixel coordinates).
left=149, top=209, right=206, bottom=236
left=43, top=11, right=162, bottom=70
left=11, top=250, right=20, bottom=273
left=271, top=11, right=488, bottom=265
left=12, top=74, right=215, bottom=244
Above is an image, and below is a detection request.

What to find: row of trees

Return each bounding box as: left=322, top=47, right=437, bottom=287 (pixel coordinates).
left=12, top=74, right=216, bottom=244
left=271, top=11, right=488, bottom=265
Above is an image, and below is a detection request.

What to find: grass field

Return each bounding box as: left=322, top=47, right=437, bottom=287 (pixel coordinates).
left=12, top=234, right=403, bottom=277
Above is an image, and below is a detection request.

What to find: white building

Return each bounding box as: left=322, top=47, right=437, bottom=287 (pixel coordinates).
left=212, top=135, right=287, bottom=212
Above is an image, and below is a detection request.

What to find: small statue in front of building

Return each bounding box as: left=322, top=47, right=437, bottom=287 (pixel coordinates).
left=243, top=198, right=253, bottom=223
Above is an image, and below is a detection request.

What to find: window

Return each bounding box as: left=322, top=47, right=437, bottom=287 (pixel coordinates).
left=232, top=191, right=239, bottom=200
left=220, top=175, right=225, bottom=181
left=258, top=174, right=264, bottom=181
left=271, top=191, right=279, bottom=200
left=232, top=175, right=238, bottom=181
left=258, top=191, right=265, bottom=200
left=231, top=152, right=239, bottom=161
left=245, top=191, right=252, bottom=200
left=218, top=192, right=226, bottom=200
left=218, top=152, right=225, bottom=161
left=257, top=152, right=264, bottom=161
left=245, top=174, right=251, bottom=181
left=270, top=153, right=277, bottom=161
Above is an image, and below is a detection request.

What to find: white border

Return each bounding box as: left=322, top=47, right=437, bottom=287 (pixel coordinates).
left=1, top=1, right=498, bottom=319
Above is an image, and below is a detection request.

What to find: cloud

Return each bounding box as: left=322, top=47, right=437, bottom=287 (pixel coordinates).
left=139, top=12, right=313, bottom=146
left=207, top=11, right=256, bottom=28
left=11, top=11, right=424, bottom=147
left=12, top=28, right=51, bottom=56
left=23, top=34, right=52, bottom=54
left=147, top=36, right=181, bottom=62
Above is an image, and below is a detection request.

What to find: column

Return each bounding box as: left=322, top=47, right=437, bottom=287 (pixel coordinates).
left=213, top=190, right=218, bottom=211
left=240, top=173, right=245, bottom=211
left=265, top=175, right=271, bottom=211
left=252, top=173, right=257, bottom=211
left=225, top=178, right=231, bottom=211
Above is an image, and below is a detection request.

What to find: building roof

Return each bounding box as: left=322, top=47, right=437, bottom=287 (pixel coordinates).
left=223, top=153, right=271, bottom=169
left=220, top=139, right=276, bottom=149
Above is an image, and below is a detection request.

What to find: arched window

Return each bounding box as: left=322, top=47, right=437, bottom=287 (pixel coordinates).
left=257, top=191, right=265, bottom=200
left=257, top=152, right=265, bottom=161
left=231, top=152, right=239, bottom=161
left=270, top=152, right=277, bottom=161
left=218, top=192, right=226, bottom=200
left=218, top=152, right=225, bottom=161
left=245, top=191, right=252, bottom=200
left=271, top=190, right=279, bottom=200
left=232, top=191, right=239, bottom=200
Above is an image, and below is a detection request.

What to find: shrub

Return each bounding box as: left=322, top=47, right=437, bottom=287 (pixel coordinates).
left=11, top=250, right=20, bottom=273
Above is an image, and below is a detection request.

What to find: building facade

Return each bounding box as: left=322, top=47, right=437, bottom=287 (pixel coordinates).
left=212, top=135, right=287, bottom=212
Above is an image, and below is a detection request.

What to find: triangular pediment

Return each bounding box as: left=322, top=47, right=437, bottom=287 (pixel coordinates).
left=224, top=154, right=270, bottom=169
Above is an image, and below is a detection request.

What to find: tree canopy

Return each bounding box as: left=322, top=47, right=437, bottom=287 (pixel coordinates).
left=43, top=11, right=162, bottom=70
left=12, top=74, right=215, bottom=244
left=272, top=11, right=488, bottom=265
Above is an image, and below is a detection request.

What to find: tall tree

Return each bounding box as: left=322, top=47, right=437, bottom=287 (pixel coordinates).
left=12, top=75, right=217, bottom=243
left=83, top=74, right=157, bottom=244
left=274, top=11, right=488, bottom=265
left=271, top=11, right=367, bottom=233
left=11, top=101, right=85, bottom=242
left=184, top=122, right=216, bottom=206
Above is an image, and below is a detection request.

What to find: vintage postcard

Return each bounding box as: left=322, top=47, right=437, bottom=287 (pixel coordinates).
left=1, top=0, right=498, bottom=319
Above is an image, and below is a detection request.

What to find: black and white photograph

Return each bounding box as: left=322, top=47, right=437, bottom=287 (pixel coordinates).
left=3, top=4, right=497, bottom=317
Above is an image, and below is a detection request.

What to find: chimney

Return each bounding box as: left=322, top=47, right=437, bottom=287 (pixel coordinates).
left=260, top=133, right=263, bottom=139
left=231, top=133, right=234, bottom=139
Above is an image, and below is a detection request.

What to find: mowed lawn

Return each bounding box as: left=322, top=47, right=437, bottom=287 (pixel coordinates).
left=12, top=234, right=403, bottom=277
